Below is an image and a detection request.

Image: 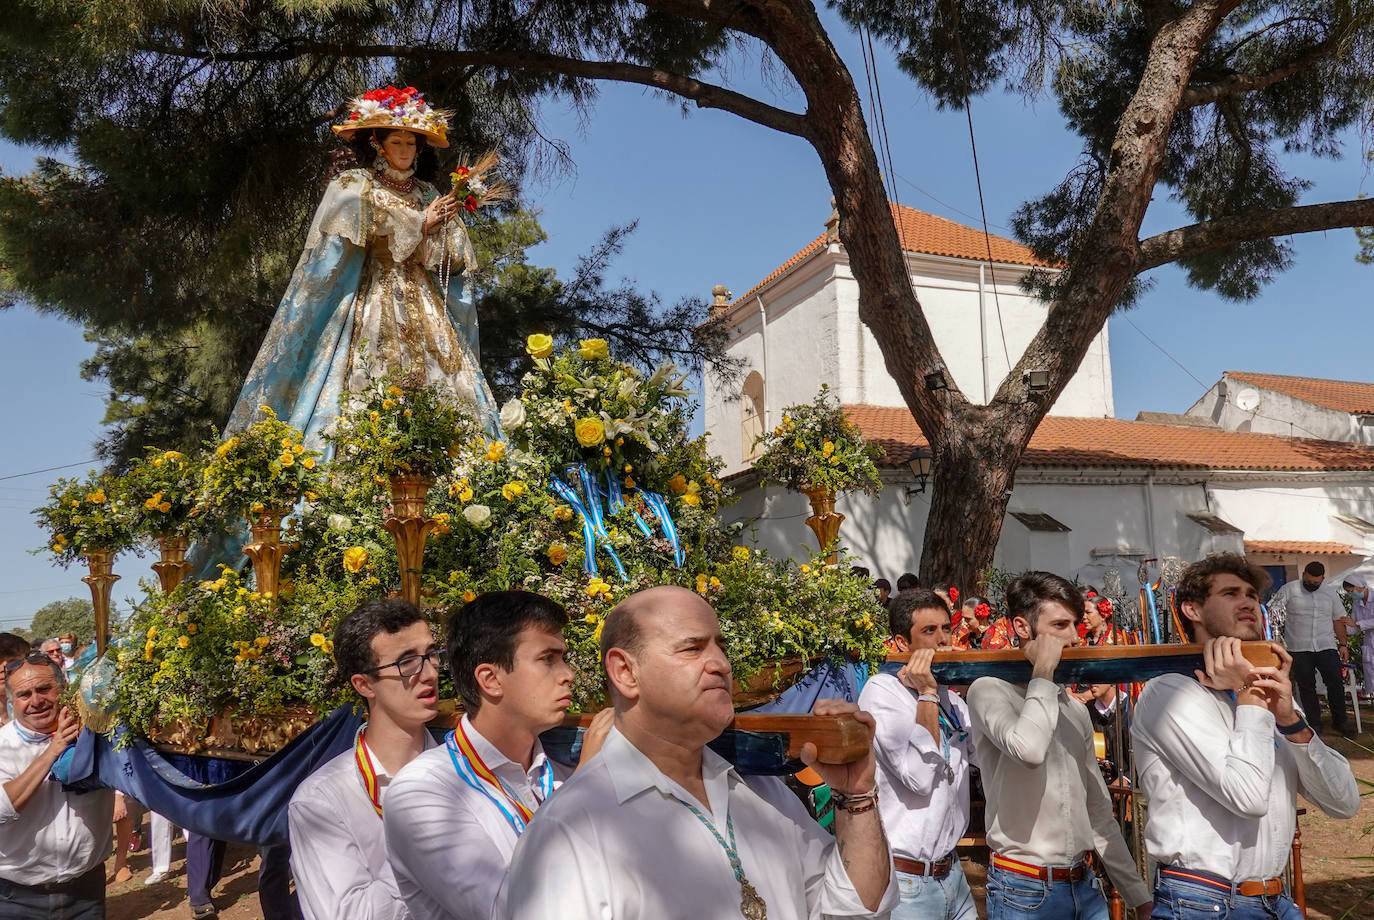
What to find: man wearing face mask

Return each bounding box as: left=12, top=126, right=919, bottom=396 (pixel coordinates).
left=1271, top=562, right=1352, bottom=738
left=1342, top=574, right=1374, bottom=700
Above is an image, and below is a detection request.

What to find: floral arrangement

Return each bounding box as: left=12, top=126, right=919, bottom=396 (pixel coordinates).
left=199, top=407, right=325, bottom=519
left=328, top=368, right=480, bottom=480
left=751, top=385, right=883, bottom=496
left=448, top=151, right=510, bottom=212
left=123, top=448, right=204, bottom=540
left=87, top=340, right=890, bottom=734
left=33, top=472, right=137, bottom=567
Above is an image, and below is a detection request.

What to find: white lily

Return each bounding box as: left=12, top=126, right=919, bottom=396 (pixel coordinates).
left=646, top=360, right=678, bottom=389
left=666, top=370, right=695, bottom=397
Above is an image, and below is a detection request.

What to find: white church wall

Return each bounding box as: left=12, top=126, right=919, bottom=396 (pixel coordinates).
left=1187, top=377, right=1374, bottom=445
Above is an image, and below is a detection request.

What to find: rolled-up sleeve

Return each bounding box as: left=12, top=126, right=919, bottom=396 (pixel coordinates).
left=861, top=679, right=944, bottom=796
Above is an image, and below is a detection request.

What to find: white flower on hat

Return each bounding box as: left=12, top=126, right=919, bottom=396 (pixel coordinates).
left=355, top=99, right=385, bottom=118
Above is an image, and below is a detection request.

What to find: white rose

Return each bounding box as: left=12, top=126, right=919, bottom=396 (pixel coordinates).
left=499, top=399, right=527, bottom=430
left=463, top=504, right=492, bottom=528
left=326, top=513, right=352, bottom=532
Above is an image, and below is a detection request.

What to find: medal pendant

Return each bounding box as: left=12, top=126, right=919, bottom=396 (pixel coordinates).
left=739, top=878, right=768, bottom=920
left=945, top=763, right=956, bottom=783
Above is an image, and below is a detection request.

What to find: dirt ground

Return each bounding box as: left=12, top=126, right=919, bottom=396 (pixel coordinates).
left=105, top=707, right=1374, bottom=920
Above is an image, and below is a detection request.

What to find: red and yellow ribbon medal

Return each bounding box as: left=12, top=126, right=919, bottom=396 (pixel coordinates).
left=446, top=721, right=552, bottom=834
left=355, top=728, right=384, bottom=817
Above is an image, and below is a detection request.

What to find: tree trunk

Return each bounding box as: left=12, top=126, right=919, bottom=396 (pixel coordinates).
left=918, top=406, right=1032, bottom=590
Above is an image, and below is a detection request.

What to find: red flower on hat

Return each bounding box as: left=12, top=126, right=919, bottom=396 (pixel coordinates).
left=948, top=586, right=959, bottom=605
left=1097, top=597, right=1113, bottom=618
left=974, top=602, right=992, bottom=620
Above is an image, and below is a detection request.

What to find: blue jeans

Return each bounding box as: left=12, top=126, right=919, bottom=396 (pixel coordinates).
left=0, top=864, right=104, bottom=919
left=986, top=863, right=1108, bottom=920
left=892, top=859, right=977, bottom=920
left=1151, top=874, right=1301, bottom=919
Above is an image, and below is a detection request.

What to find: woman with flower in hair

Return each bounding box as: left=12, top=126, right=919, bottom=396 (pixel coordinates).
left=1080, top=587, right=1127, bottom=647
left=226, top=85, right=501, bottom=448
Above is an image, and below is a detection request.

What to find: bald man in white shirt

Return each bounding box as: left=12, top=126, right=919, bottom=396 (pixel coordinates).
left=494, top=585, right=898, bottom=920
left=1133, top=553, right=1359, bottom=920
left=288, top=598, right=443, bottom=920
left=968, top=571, right=1151, bottom=920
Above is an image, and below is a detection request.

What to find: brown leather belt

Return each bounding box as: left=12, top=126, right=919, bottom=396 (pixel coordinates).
left=894, top=854, right=955, bottom=878
left=1160, top=865, right=1284, bottom=898
left=991, top=853, right=1089, bottom=882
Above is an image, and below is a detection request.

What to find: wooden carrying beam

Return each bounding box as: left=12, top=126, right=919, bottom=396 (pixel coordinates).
left=885, top=641, right=1281, bottom=686
left=560, top=712, right=875, bottom=766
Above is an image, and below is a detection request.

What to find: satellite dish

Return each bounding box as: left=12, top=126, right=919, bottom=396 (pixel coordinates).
left=1234, top=387, right=1260, bottom=412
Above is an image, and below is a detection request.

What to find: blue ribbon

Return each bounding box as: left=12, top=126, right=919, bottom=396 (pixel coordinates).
left=444, top=730, right=553, bottom=837
left=554, top=464, right=628, bottom=580
left=604, top=471, right=654, bottom=540
left=639, top=490, right=685, bottom=567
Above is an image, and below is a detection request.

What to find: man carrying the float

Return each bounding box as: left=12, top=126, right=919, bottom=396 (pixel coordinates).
left=288, top=599, right=442, bottom=919
left=494, top=584, right=897, bottom=920
left=859, top=588, right=977, bottom=919
left=968, top=572, right=1151, bottom=920
left=384, top=591, right=610, bottom=920
left=1132, top=554, right=1359, bottom=919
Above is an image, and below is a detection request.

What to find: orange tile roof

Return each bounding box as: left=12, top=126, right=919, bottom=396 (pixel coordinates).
left=1244, top=540, right=1353, bottom=556
left=1228, top=371, right=1374, bottom=414
left=843, top=405, right=1374, bottom=472
left=731, top=203, right=1053, bottom=308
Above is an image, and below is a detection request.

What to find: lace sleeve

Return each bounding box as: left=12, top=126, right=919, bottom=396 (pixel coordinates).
left=301, top=170, right=372, bottom=253
left=367, top=185, right=427, bottom=263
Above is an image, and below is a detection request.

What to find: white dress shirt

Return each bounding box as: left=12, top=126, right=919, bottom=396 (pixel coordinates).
left=384, top=715, right=569, bottom=920
left=859, top=674, right=975, bottom=861
left=1273, top=580, right=1344, bottom=652
left=0, top=721, right=112, bottom=885
left=288, top=727, right=438, bottom=920
left=492, top=725, right=898, bottom=920
left=968, top=677, right=1149, bottom=907
left=1132, top=673, right=1360, bottom=880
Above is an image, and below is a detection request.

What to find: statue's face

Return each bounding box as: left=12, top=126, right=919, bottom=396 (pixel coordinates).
left=378, top=130, right=420, bottom=171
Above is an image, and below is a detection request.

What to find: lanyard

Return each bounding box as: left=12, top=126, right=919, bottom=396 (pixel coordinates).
left=354, top=727, right=384, bottom=817
left=678, top=799, right=768, bottom=918
left=13, top=722, right=50, bottom=745
left=445, top=722, right=554, bottom=836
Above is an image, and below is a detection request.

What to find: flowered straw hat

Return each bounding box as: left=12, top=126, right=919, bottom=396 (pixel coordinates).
left=333, top=86, right=449, bottom=148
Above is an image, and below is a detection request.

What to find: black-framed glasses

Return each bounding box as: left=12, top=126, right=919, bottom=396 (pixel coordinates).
left=3, top=651, right=57, bottom=674
left=365, top=648, right=444, bottom=678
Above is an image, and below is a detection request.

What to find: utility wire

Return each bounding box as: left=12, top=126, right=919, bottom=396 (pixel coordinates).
left=0, top=460, right=98, bottom=483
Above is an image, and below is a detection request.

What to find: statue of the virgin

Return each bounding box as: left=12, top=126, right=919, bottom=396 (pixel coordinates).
left=226, top=85, right=500, bottom=447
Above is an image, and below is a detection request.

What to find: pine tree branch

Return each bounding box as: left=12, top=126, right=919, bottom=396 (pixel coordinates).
left=1180, top=38, right=1338, bottom=107
left=137, top=42, right=810, bottom=138
left=1136, top=197, right=1374, bottom=270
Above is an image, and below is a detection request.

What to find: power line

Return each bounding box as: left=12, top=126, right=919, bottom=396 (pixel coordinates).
left=0, top=460, right=98, bottom=484
left=891, top=170, right=1015, bottom=234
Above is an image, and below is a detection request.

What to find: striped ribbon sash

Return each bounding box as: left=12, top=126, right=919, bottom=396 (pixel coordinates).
left=354, top=727, right=384, bottom=817
left=445, top=722, right=554, bottom=836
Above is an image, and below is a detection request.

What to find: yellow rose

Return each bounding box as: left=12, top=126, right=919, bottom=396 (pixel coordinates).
left=310, top=633, right=326, bottom=647
left=382, top=399, right=396, bottom=410
left=302, top=456, right=315, bottom=469
left=254, top=636, right=270, bottom=648
left=177, top=636, right=191, bottom=649
left=486, top=441, right=507, bottom=462
left=577, top=338, right=609, bottom=360
left=323, top=640, right=334, bottom=655
left=164, top=450, right=183, bottom=462
left=668, top=474, right=688, bottom=494
left=187, top=623, right=198, bottom=634
left=732, top=546, right=751, bottom=562
left=86, top=489, right=107, bottom=504
left=553, top=505, right=574, bottom=522
left=624, top=476, right=636, bottom=488
left=146, top=626, right=159, bottom=639
left=279, top=451, right=295, bottom=467
left=583, top=613, right=598, bottom=624
left=822, top=440, right=835, bottom=457
left=144, top=492, right=165, bottom=511
left=462, top=590, right=477, bottom=603
left=799, top=564, right=812, bottom=574
left=547, top=544, right=569, bottom=565
left=388, top=385, right=402, bottom=397
left=501, top=481, right=527, bottom=501
left=342, top=546, right=368, bottom=573
left=525, top=333, right=554, bottom=359
left=293, top=443, right=305, bottom=454
left=574, top=417, right=606, bottom=447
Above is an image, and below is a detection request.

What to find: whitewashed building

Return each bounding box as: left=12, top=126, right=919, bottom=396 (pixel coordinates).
left=703, top=205, right=1374, bottom=595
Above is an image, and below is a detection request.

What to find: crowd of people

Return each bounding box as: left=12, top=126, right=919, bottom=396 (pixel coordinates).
left=0, top=553, right=1367, bottom=919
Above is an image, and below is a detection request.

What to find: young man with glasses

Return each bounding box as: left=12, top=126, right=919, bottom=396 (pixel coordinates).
left=288, top=598, right=443, bottom=920
left=384, top=591, right=611, bottom=920
left=0, top=652, right=113, bottom=919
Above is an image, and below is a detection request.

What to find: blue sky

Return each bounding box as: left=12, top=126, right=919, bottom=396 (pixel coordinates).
left=2, top=21, right=1372, bottom=626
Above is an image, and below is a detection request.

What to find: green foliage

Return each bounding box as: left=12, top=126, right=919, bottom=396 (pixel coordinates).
left=32, top=472, right=138, bottom=567
left=752, top=386, right=884, bottom=497
left=199, top=408, right=325, bottom=518
left=23, top=597, right=96, bottom=645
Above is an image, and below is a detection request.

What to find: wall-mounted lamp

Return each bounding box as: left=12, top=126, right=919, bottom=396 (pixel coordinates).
left=903, top=451, right=934, bottom=503
left=1024, top=369, right=1051, bottom=392
left=924, top=369, right=949, bottom=391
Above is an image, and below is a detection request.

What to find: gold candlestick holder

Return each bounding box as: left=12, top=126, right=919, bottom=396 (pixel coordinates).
left=802, top=486, right=844, bottom=566
left=151, top=533, right=192, bottom=594
left=82, top=550, right=120, bottom=656
left=243, top=509, right=290, bottom=601
left=383, top=475, right=436, bottom=607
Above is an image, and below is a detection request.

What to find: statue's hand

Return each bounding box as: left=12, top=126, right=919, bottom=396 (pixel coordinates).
left=424, top=193, right=459, bottom=233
